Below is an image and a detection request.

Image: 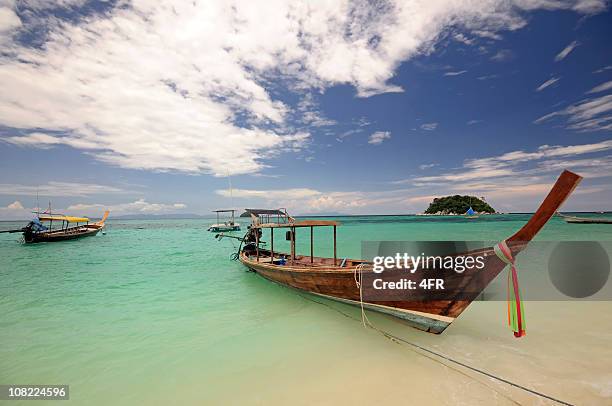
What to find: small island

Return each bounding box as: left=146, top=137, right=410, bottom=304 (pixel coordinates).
left=424, top=195, right=495, bottom=215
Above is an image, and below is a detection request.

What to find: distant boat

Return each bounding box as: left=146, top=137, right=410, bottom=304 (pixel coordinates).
left=465, top=206, right=479, bottom=218
left=1, top=210, right=109, bottom=243
left=208, top=209, right=241, bottom=232
left=557, top=212, right=612, bottom=224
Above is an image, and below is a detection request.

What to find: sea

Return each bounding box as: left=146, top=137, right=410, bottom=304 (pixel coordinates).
left=1, top=214, right=612, bottom=405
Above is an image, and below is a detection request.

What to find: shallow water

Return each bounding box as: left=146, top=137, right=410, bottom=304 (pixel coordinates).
left=1, top=215, right=611, bottom=405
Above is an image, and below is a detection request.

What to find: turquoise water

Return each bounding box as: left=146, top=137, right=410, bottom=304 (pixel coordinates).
left=1, top=215, right=612, bottom=404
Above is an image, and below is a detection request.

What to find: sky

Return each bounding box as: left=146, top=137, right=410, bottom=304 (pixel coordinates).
left=0, top=0, right=611, bottom=219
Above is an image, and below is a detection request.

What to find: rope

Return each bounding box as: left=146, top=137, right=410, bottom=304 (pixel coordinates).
left=300, top=282, right=573, bottom=406
left=353, top=263, right=370, bottom=327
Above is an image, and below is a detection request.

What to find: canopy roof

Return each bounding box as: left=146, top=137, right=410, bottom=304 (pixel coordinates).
left=240, top=209, right=288, bottom=217
left=212, top=209, right=236, bottom=213
left=38, top=214, right=89, bottom=223
left=252, top=220, right=338, bottom=229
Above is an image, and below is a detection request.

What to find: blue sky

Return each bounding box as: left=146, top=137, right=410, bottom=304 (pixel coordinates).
left=0, top=0, right=611, bottom=218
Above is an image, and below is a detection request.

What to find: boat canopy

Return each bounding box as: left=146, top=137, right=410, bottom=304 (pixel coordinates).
left=240, top=209, right=288, bottom=217
left=252, top=220, right=338, bottom=229
left=38, top=214, right=89, bottom=223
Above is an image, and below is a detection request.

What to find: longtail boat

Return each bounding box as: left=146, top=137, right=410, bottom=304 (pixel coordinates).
left=557, top=212, right=612, bottom=224
left=221, top=171, right=581, bottom=336
left=2, top=210, right=109, bottom=243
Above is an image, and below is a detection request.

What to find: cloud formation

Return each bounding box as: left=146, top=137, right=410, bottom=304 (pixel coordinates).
left=0, top=181, right=124, bottom=196
left=490, top=49, right=514, bottom=62
left=67, top=199, right=187, bottom=215
left=0, top=200, right=29, bottom=220
left=444, top=70, right=467, bottom=76
left=555, top=40, right=579, bottom=61
left=6, top=200, right=23, bottom=209
left=536, top=77, right=560, bottom=92
left=368, top=131, right=391, bottom=145
left=420, top=123, right=438, bottom=131
left=410, top=140, right=612, bottom=185
left=535, top=93, right=612, bottom=131
left=0, top=0, right=607, bottom=176
left=216, top=140, right=612, bottom=214
left=587, top=80, right=612, bottom=94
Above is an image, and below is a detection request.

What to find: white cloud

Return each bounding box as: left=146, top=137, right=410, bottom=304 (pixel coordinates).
left=0, top=181, right=125, bottom=197
left=490, top=49, right=514, bottom=62
left=67, top=199, right=187, bottom=215
left=296, top=93, right=336, bottom=127
left=217, top=186, right=410, bottom=214
left=593, top=65, right=612, bottom=74
left=554, top=40, right=579, bottom=62
left=368, top=131, right=391, bottom=145
left=536, top=77, right=560, bottom=92
left=535, top=94, right=612, bottom=131
left=0, top=0, right=607, bottom=176
left=467, top=119, right=482, bottom=125
left=515, top=0, right=606, bottom=13
left=214, top=140, right=612, bottom=213
left=472, top=30, right=502, bottom=40
left=0, top=200, right=30, bottom=220
left=388, top=140, right=612, bottom=211
left=587, top=80, right=612, bottom=94
left=420, top=123, right=438, bottom=131
left=216, top=188, right=320, bottom=200
left=452, top=33, right=473, bottom=45
left=444, top=70, right=467, bottom=76
left=477, top=74, right=499, bottom=81
left=6, top=200, right=23, bottom=209
left=409, top=140, right=612, bottom=185
left=0, top=1, right=21, bottom=39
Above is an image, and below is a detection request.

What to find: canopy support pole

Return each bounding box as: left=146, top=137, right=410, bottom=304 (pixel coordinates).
left=333, top=225, right=337, bottom=266
left=310, top=226, right=313, bottom=263
left=256, top=230, right=259, bottom=262
left=271, top=228, right=274, bottom=262
left=291, top=226, right=296, bottom=263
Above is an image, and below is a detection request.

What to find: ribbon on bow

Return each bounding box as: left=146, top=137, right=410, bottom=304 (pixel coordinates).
left=494, top=240, right=526, bottom=338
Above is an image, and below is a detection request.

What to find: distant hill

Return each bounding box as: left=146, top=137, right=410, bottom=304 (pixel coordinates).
left=424, top=195, right=495, bottom=215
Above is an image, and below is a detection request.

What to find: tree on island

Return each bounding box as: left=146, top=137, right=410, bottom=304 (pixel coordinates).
left=424, top=195, right=495, bottom=215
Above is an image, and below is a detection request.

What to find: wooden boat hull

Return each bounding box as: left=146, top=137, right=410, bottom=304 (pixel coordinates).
left=237, top=170, right=582, bottom=334
left=24, top=225, right=103, bottom=243
left=208, top=225, right=241, bottom=232
left=558, top=212, right=612, bottom=224
left=564, top=217, right=612, bottom=224
left=241, top=252, right=457, bottom=333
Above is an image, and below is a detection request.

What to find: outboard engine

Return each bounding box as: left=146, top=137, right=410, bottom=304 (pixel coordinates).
left=242, top=226, right=262, bottom=254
